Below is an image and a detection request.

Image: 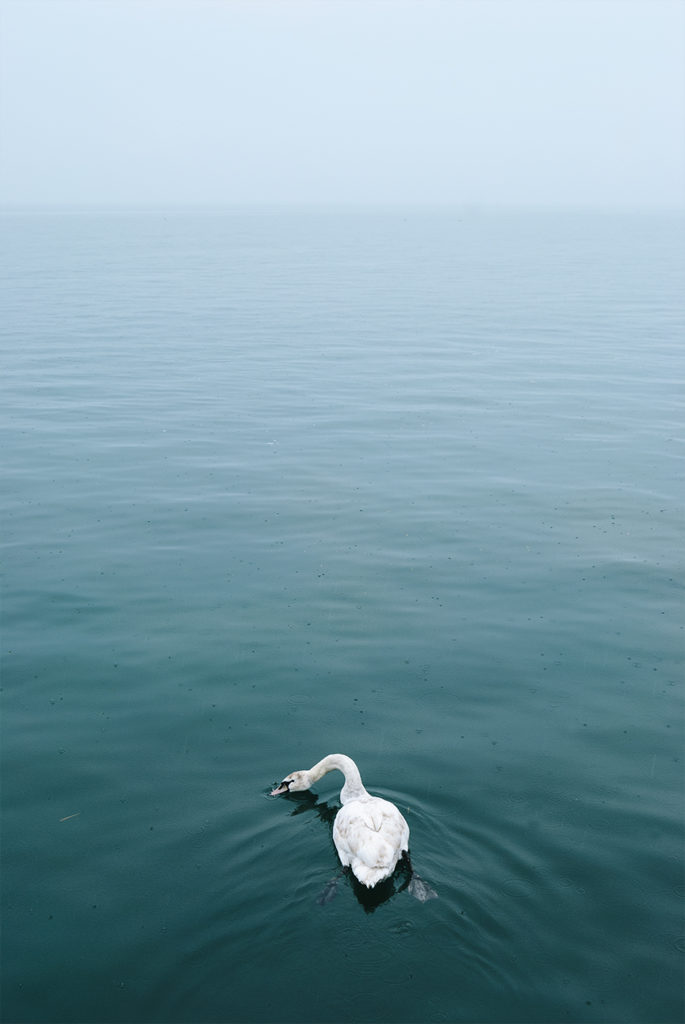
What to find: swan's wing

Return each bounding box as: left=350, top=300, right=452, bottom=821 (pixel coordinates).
left=333, top=799, right=409, bottom=877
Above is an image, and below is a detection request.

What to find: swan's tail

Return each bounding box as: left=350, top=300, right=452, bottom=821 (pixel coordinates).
left=352, top=862, right=392, bottom=888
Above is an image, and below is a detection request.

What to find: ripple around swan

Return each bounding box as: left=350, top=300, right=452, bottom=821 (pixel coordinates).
left=155, top=722, right=683, bottom=1024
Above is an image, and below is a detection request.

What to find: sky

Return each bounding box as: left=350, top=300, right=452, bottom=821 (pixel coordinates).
left=1, top=0, right=683, bottom=208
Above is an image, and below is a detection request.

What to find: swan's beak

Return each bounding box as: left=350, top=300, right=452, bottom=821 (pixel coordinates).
left=270, top=782, right=289, bottom=796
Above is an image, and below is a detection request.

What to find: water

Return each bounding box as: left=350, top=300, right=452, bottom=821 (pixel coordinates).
left=1, top=207, right=683, bottom=1024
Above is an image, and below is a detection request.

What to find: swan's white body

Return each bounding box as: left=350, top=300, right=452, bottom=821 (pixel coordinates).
left=271, top=753, right=410, bottom=888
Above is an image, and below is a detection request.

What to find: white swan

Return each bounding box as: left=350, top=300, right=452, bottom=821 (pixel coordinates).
left=270, top=753, right=410, bottom=889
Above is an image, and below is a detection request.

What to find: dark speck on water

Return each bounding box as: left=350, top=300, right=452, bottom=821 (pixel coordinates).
left=1, top=208, right=683, bottom=1023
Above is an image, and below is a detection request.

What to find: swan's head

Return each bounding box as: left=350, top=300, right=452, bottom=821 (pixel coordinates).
left=270, top=770, right=312, bottom=796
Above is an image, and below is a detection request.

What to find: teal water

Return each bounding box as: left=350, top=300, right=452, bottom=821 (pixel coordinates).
left=1, top=208, right=683, bottom=1024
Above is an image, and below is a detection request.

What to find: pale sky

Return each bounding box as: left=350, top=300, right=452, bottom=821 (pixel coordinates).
left=1, top=0, right=683, bottom=208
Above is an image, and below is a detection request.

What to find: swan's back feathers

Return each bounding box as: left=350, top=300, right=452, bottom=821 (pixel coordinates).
left=333, top=797, right=409, bottom=888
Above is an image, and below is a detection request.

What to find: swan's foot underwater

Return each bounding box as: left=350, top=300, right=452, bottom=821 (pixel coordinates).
left=407, top=873, right=438, bottom=902
left=316, top=871, right=345, bottom=905
left=403, top=852, right=438, bottom=902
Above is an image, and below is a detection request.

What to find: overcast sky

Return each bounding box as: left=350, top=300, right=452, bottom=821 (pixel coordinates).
left=1, top=0, right=683, bottom=208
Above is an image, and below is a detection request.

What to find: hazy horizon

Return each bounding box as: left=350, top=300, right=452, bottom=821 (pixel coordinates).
left=1, top=0, right=684, bottom=210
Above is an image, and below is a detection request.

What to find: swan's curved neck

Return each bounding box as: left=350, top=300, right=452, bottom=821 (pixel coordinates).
left=308, top=754, right=368, bottom=802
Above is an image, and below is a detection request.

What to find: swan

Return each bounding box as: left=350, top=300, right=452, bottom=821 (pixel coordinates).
left=270, top=753, right=414, bottom=890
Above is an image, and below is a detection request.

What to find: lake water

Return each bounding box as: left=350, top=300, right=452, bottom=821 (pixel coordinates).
left=1, top=207, right=683, bottom=1024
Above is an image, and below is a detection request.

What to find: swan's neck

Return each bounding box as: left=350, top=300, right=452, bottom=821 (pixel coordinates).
left=308, top=754, right=369, bottom=802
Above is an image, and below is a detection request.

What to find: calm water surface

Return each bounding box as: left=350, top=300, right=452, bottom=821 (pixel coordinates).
left=1, top=208, right=683, bottom=1023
